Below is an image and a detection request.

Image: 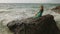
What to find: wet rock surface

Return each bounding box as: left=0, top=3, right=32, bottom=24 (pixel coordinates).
left=7, top=14, right=60, bottom=34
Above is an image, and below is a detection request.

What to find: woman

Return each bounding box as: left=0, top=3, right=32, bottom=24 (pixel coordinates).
left=34, top=5, right=44, bottom=18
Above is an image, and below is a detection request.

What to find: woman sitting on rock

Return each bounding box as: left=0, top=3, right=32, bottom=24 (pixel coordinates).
left=34, top=5, right=44, bottom=18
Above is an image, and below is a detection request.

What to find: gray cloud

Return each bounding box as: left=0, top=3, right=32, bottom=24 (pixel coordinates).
left=46, top=0, right=60, bottom=3
left=0, top=0, right=60, bottom=3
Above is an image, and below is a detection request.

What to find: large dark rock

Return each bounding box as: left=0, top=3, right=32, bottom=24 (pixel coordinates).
left=7, top=14, right=60, bottom=34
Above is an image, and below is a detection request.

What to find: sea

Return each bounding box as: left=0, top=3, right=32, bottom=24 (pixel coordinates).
left=0, top=3, right=60, bottom=34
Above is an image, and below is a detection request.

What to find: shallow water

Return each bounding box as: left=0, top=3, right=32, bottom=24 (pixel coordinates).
left=0, top=3, right=60, bottom=34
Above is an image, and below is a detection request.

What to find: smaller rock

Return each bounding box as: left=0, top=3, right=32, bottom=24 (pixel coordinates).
left=51, top=6, right=60, bottom=10
left=51, top=6, right=60, bottom=14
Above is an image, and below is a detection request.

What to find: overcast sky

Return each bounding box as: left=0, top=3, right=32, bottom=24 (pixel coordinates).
left=0, top=0, right=60, bottom=3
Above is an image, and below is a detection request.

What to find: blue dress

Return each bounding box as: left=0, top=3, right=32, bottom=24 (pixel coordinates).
left=34, top=10, right=43, bottom=18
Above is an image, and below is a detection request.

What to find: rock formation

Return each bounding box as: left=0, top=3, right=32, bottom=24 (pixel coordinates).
left=7, top=14, right=60, bottom=34
left=51, top=6, right=60, bottom=10
left=51, top=6, right=60, bottom=14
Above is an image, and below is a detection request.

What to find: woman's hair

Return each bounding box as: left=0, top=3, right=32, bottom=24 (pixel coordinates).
left=40, top=5, right=44, bottom=11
